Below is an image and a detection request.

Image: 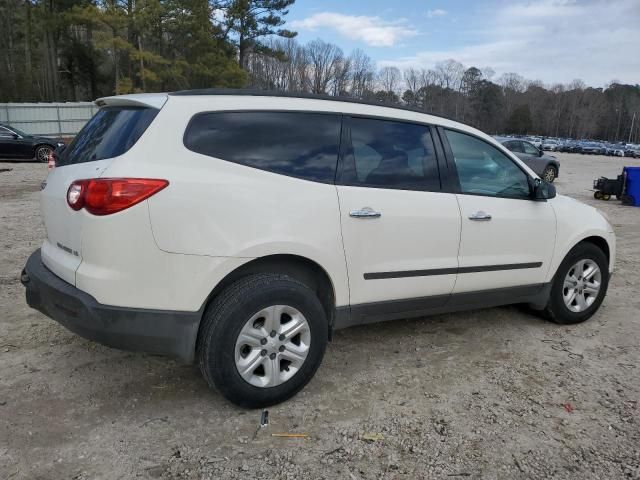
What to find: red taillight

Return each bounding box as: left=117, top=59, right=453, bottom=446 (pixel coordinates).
left=66, top=178, right=168, bottom=215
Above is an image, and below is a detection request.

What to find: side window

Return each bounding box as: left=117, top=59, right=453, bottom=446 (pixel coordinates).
left=445, top=130, right=531, bottom=199
left=341, top=117, right=440, bottom=191
left=0, top=127, right=14, bottom=138
left=184, top=112, right=341, bottom=183
left=522, top=141, right=540, bottom=155
left=504, top=140, right=523, bottom=153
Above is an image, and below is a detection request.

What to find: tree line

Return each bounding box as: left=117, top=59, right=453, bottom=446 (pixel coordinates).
left=1, top=0, right=639, bottom=142
left=245, top=38, right=640, bottom=142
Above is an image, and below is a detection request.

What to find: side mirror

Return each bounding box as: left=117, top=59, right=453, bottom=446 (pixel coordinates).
left=531, top=177, right=556, bottom=200
left=538, top=148, right=544, bottom=157
left=12, top=133, right=19, bottom=139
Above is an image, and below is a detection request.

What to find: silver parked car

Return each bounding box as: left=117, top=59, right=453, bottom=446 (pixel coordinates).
left=495, top=137, right=560, bottom=183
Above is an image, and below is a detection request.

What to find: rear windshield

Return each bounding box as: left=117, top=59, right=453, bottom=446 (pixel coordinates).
left=57, top=107, right=158, bottom=166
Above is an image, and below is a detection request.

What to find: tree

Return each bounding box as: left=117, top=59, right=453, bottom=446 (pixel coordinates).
left=505, top=104, right=532, bottom=134
left=219, top=0, right=297, bottom=69
left=377, top=66, right=401, bottom=93
left=305, top=39, right=343, bottom=94
left=348, top=49, right=375, bottom=98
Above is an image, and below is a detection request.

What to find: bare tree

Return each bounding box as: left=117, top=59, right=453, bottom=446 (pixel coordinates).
left=377, top=66, right=401, bottom=93
left=305, top=39, right=343, bottom=94
left=403, top=68, right=419, bottom=94
left=348, top=49, right=375, bottom=98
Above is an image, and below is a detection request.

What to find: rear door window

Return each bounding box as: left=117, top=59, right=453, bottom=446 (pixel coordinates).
left=57, top=107, right=158, bottom=167
left=340, top=117, right=440, bottom=191
left=184, top=112, right=342, bottom=183
left=0, top=126, right=14, bottom=138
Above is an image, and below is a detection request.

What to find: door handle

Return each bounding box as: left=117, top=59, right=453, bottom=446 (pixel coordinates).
left=350, top=207, right=382, bottom=219
left=469, top=211, right=492, bottom=221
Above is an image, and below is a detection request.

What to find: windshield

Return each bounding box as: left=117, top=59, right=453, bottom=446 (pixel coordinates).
left=57, top=107, right=158, bottom=167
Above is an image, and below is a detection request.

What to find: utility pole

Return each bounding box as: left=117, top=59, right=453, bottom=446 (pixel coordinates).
left=630, top=112, right=636, bottom=144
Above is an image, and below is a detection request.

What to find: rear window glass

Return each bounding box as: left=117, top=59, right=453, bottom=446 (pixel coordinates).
left=184, top=112, right=342, bottom=183
left=57, top=107, right=158, bottom=166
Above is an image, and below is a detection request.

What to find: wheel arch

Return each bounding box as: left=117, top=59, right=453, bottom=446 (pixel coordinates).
left=549, top=234, right=613, bottom=283
left=196, top=254, right=338, bottom=352
left=34, top=142, right=56, bottom=150
left=579, top=235, right=610, bottom=264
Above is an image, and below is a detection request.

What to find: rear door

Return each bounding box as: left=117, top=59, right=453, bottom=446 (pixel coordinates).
left=0, top=126, right=31, bottom=158
left=336, top=116, right=461, bottom=319
left=40, top=105, right=160, bottom=284
left=0, top=127, right=15, bottom=157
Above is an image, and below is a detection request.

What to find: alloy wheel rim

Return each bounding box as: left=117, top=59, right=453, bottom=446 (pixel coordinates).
left=37, top=146, right=52, bottom=162
left=544, top=168, right=555, bottom=182
left=234, top=305, right=311, bottom=388
left=562, top=259, right=601, bottom=313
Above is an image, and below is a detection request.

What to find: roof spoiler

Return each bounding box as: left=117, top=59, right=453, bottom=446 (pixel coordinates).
left=95, top=93, right=168, bottom=110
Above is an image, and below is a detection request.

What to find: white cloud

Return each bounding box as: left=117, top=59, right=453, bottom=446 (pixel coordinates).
left=290, top=12, right=418, bottom=47
left=379, top=0, right=640, bottom=86
left=426, top=9, right=447, bottom=18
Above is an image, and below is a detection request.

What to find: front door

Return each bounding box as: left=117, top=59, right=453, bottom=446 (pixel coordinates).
left=336, top=117, right=461, bottom=315
left=441, top=129, right=556, bottom=294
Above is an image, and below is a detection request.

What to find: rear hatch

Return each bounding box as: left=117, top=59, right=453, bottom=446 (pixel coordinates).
left=40, top=95, right=165, bottom=285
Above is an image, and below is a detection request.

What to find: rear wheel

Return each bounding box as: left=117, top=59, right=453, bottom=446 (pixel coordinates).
left=542, top=165, right=557, bottom=183
left=35, top=145, right=53, bottom=163
left=197, top=273, right=328, bottom=408
left=541, top=243, right=609, bottom=324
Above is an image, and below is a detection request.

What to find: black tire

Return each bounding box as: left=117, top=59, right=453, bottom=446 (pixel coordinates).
left=34, top=144, right=53, bottom=163
left=594, top=191, right=603, bottom=200
left=541, top=243, right=609, bottom=325
left=197, top=273, right=328, bottom=408
left=542, top=165, right=557, bottom=183
left=602, top=194, right=611, bottom=201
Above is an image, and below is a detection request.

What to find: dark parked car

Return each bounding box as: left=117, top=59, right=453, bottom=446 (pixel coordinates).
left=0, top=123, right=64, bottom=162
left=604, top=143, right=625, bottom=157
left=579, top=142, right=606, bottom=155
left=558, top=141, right=581, bottom=153
left=624, top=144, right=640, bottom=158
left=495, top=136, right=560, bottom=182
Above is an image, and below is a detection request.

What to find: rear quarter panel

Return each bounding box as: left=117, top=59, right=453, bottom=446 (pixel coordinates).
left=100, top=96, right=350, bottom=307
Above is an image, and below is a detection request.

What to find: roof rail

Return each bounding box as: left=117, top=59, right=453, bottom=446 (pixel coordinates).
left=169, top=88, right=455, bottom=122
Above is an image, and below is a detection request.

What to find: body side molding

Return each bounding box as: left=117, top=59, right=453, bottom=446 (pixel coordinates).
left=364, top=262, right=543, bottom=280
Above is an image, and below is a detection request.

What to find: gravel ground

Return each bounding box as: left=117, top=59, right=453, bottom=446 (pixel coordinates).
left=1, top=153, right=640, bottom=480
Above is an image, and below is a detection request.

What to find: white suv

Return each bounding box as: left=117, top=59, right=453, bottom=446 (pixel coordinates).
left=22, top=91, right=616, bottom=407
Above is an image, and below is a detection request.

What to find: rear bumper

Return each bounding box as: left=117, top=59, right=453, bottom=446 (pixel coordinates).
left=22, top=249, right=201, bottom=362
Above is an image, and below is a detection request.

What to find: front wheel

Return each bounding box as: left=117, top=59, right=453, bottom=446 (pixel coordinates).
left=35, top=145, right=53, bottom=163
left=542, top=166, right=557, bottom=183
left=542, top=243, right=609, bottom=324
left=197, top=273, right=328, bottom=408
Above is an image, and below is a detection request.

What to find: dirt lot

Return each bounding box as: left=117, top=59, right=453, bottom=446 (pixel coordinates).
left=1, top=153, right=639, bottom=480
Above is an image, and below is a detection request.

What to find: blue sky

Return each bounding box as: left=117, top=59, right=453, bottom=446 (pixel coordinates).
left=286, top=0, right=640, bottom=87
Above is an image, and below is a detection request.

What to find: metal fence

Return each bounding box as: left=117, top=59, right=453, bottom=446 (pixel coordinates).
left=0, top=102, right=98, bottom=138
